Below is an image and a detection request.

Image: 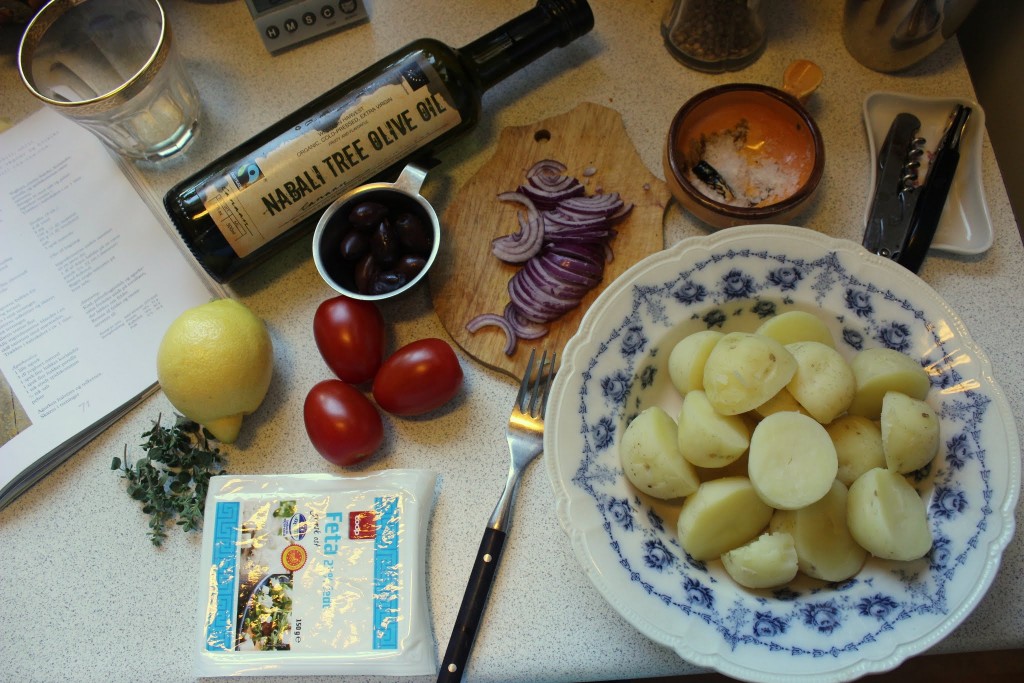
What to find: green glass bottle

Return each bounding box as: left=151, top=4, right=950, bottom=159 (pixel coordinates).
left=163, top=0, right=594, bottom=283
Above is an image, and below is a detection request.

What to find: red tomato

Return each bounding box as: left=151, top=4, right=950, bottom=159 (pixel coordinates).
left=303, top=379, right=384, bottom=465
left=372, top=338, right=463, bottom=416
left=313, top=295, right=386, bottom=385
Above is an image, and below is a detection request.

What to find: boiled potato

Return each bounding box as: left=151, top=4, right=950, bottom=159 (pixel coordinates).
left=668, top=330, right=724, bottom=395
left=848, top=347, right=930, bottom=419
left=676, top=476, right=773, bottom=561
left=695, top=452, right=750, bottom=482
left=621, top=407, right=701, bottom=500
left=786, top=480, right=867, bottom=582
left=703, top=332, right=797, bottom=415
left=721, top=532, right=799, bottom=589
left=847, top=467, right=932, bottom=561
left=880, top=391, right=940, bottom=473
left=756, top=310, right=834, bottom=348
left=785, top=341, right=856, bottom=424
left=676, top=390, right=749, bottom=468
left=752, top=387, right=809, bottom=420
left=748, top=412, right=838, bottom=509
left=768, top=508, right=796, bottom=537
left=827, top=415, right=885, bottom=486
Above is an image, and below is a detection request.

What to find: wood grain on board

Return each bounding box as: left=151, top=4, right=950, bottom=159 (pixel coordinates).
left=429, top=102, right=669, bottom=379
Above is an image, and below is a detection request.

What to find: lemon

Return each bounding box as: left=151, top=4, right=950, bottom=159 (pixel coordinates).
left=156, top=298, right=273, bottom=443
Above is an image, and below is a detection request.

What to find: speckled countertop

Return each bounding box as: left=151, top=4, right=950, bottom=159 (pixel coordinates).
left=0, top=1, right=1021, bottom=682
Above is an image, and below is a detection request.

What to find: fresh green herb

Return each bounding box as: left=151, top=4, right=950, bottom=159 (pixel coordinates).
left=111, top=414, right=226, bottom=546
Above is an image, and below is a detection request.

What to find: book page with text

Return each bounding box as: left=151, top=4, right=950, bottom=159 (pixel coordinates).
left=0, top=108, right=215, bottom=508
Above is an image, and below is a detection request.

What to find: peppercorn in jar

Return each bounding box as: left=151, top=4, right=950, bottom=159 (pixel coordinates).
left=661, top=0, right=767, bottom=73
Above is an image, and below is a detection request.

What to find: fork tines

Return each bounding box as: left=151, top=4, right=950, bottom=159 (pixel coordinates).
left=517, top=349, right=557, bottom=418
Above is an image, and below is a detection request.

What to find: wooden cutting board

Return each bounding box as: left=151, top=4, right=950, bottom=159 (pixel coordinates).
left=429, top=102, right=669, bottom=379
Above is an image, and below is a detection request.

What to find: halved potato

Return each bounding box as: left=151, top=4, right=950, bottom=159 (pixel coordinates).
left=751, top=387, right=809, bottom=420
left=848, top=347, right=930, bottom=419
left=880, top=391, right=940, bottom=473
left=785, top=341, right=856, bottom=424
left=676, top=390, right=749, bottom=468
left=827, top=415, right=885, bottom=487
left=721, top=532, right=799, bottom=589
left=677, top=476, right=773, bottom=561
left=756, top=310, right=834, bottom=347
left=847, top=467, right=932, bottom=561
left=788, top=480, right=867, bottom=582
left=668, top=330, right=725, bottom=395
left=748, top=412, right=838, bottom=510
left=703, top=332, right=797, bottom=415
left=621, top=406, right=701, bottom=500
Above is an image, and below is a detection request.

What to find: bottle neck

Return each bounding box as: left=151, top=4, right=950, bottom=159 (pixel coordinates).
left=460, top=0, right=594, bottom=91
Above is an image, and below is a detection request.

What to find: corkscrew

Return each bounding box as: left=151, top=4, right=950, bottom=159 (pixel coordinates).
left=862, top=112, right=926, bottom=260
left=900, top=134, right=927, bottom=193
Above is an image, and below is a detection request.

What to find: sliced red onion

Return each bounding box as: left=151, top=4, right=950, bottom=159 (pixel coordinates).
left=504, top=303, right=548, bottom=340
left=607, top=202, right=634, bottom=223
left=466, top=313, right=516, bottom=355
left=538, top=252, right=602, bottom=287
left=467, top=159, right=630, bottom=355
left=491, top=192, right=544, bottom=263
left=548, top=241, right=606, bottom=265
left=508, top=273, right=578, bottom=321
left=559, top=192, right=623, bottom=215
left=522, top=256, right=594, bottom=300
left=526, top=159, right=568, bottom=179
left=519, top=161, right=585, bottom=209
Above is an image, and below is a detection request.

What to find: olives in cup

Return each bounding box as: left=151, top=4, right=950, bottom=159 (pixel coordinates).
left=313, top=163, right=440, bottom=301
left=315, top=190, right=437, bottom=297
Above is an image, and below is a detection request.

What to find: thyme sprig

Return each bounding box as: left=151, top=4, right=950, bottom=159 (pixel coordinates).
left=111, top=414, right=226, bottom=546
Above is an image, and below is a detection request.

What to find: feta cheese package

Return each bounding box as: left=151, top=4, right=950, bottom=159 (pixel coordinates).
left=194, top=470, right=438, bottom=677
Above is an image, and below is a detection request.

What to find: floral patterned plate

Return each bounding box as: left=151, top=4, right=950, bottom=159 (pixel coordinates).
left=545, top=225, right=1019, bottom=683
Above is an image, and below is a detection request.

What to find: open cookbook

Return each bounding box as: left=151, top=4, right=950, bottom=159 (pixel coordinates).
left=0, top=109, right=220, bottom=510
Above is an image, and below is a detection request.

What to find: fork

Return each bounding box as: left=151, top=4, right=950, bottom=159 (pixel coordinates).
left=437, top=349, right=556, bottom=683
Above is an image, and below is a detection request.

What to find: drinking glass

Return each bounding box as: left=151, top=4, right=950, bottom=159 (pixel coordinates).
left=18, top=0, right=200, bottom=161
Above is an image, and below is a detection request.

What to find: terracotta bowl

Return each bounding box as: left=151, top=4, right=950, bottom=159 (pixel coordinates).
left=663, top=82, right=825, bottom=229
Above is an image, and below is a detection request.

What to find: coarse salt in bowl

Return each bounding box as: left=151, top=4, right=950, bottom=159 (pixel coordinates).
left=664, top=84, right=824, bottom=229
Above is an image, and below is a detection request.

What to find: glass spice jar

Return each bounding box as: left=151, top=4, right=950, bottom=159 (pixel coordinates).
left=661, top=0, right=767, bottom=73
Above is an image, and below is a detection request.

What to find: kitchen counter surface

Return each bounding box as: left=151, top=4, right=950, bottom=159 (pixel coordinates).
left=0, top=1, right=1021, bottom=682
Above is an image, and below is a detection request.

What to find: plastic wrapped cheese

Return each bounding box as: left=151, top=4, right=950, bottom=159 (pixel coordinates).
left=194, top=470, right=438, bottom=677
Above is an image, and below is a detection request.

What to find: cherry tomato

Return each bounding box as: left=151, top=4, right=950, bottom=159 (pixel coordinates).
left=304, top=379, right=384, bottom=465
left=313, top=295, right=386, bottom=385
left=372, top=338, right=463, bottom=416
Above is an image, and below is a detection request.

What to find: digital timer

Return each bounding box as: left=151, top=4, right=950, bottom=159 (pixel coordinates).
left=243, top=0, right=368, bottom=53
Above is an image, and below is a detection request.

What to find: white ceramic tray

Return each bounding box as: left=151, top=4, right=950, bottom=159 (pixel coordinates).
left=862, top=91, right=992, bottom=255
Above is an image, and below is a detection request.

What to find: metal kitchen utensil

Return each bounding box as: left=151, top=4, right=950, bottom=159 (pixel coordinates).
left=862, top=111, right=926, bottom=260
left=898, top=104, right=972, bottom=272
left=862, top=104, right=972, bottom=272
left=437, top=349, right=556, bottom=683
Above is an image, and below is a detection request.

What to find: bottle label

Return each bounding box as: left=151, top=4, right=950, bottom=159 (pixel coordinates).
left=198, top=52, right=461, bottom=258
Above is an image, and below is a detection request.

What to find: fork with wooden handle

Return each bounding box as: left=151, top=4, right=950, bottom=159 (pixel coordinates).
left=437, top=349, right=556, bottom=682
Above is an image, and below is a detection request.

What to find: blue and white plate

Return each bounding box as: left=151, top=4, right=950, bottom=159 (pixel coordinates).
left=545, top=225, right=1019, bottom=683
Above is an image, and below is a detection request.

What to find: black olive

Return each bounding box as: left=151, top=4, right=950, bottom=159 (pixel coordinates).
left=370, top=218, right=399, bottom=266
left=395, top=254, right=427, bottom=279
left=354, top=253, right=378, bottom=294
left=395, top=211, right=432, bottom=254
left=370, top=270, right=408, bottom=295
left=348, top=201, right=388, bottom=229
left=339, top=230, right=369, bottom=261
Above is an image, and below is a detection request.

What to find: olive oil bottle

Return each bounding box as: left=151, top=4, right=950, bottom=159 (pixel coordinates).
left=163, top=0, right=594, bottom=283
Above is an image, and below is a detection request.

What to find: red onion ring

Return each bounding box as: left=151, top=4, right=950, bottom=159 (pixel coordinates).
left=466, top=313, right=516, bottom=355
